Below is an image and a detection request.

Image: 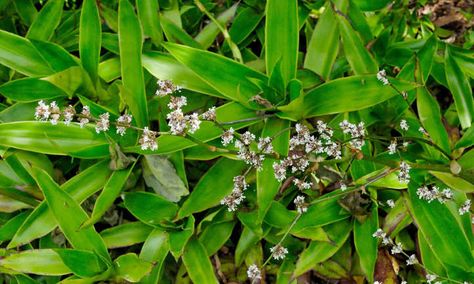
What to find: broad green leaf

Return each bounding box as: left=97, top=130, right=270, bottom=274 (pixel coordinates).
left=195, top=4, right=238, bottom=49
left=0, top=122, right=109, bottom=158
left=14, top=0, right=37, bottom=26
left=228, top=6, right=263, bottom=45
left=406, top=184, right=474, bottom=270
left=163, top=42, right=268, bottom=109
left=429, top=171, right=474, bottom=193
left=55, top=249, right=107, bottom=278
left=8, top=160, right=111, bottom=248
left=304, top=2, right=340, bottom=80
left=199, top=221, right=235, bottom=256
left=353, top=0, right=391, bottom=11
left=43, top=66, right=86, bottom=97
left=265, top=0, right=298, bottom=85
left=294, top=220, right=352, bottom=276
left=0, top=211, right=30, bottom=244
left=32, top=167, right=111, bottom=263
left=142, top=155, right=188, bottom=202
left=182, top=238, right=219, bottom=284
left=26, top=0, right=63, bottom=41
left=119, top=0, right=149, bottom=128
left=80, top=0, right=101, bottom=85
left=114, top=253, right=152, bottom=283
left=169, top=215, right=194, bottom=259
left=124, top=192, right=178, bottom=226
left=418, top=35, right=438, bottom=83
left=99, top=57, right=121, bottom=83
left=337, top=14, right=378, bottom=75
left=160, top=16, right=202, bottom=49
left=101, top=222, right=153, bottom=249
left=418, top=233, right=447, bottom=277
left=0, top=249, right=71, bottom=276
left=0, top=30, right=53, bottom=76
left=0, top=78, right=67, bottom=102
left=353, top=199, right=378, bottom=282
left=139, top=229, right=169, bottom=284
left=417, top=87, right=451, bottom=155
left=278, top=76, right=417, bottom=120
left=445, top=46, right=474, bottom=129
left=178, top=158, right=246, bottom=218
left=257, top=118, right=290, bottom=220
left=30, top=40, right=79, bottom=72
left=136, top=0, right=163, bottom=47
left=83, top=162, right=137, bottom=228
left=456, top=126, right=474, bottom=149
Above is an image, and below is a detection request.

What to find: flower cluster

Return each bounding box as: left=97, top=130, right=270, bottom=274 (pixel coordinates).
left=231, top=131, right=268, bottom=170
left=220, top=175, right=248, bottom=211
left=155, top=79, right=182, bottom=97
left=459, top=199, right=471, bottom=215
left=398, top=161, right=411, bottom=183
left=247, top=264, right=261, bottom=282
left=416, top=185, right=453, bottom=203
left=294, top=195, right=308, bottom=214
left=270, top=244, right=288, bottom=260
left=372, top=228, right=418, bottom=265
left=166, top=96, right=202, bottom=135
left=339, top=120, right=365, bottom=150
left=377, top=69, right=390, bottom=85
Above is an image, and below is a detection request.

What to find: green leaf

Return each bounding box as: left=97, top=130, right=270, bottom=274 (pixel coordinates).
left=406, top=184, right=474, bottom=271
left=353, top=198, right=378, bottom=282
left=139, top=229, right=169, bottom=284
left=83, top=162, right=137, bottom=228
left=352, top=0, right=391, bottom=11
left=26, top=0, right=63, bottom=41
left=160, top=16, right=202, bottom=49
left=445, top=46, right=474, bottom=129
left=182, top=238, right=219, bottom=284
left=0, top=249, right=71, bottom=276
left=455, top=126, right=474, bottom=149
left=0, top=122, right=109, bottom=158
left=265, top=0, right=298, bottom=85
left=14, top=0, right=38, bottom=26
left=30, top=40, right=79, bottom=72
left=0, top=30, right=53, bottom=76
left=429, top=171, right=474, bottom=193
left=228, top=6, right=263, bottom=46
left=114, top=253, right=152, bottom=283
left=136, top=0, right=163, bottom=47
left=294, top=220, right=352, bottom=277
left=195, top=4, right=238, bottom=49
left=8, top=160, right=111, bottom=248
left=169, top=215, right=194, bottom=259
left=337, top=14, right=378, bottom=75
left=142, top=155, right=188, bottom=202
left=80, top=0, right=101, bottom=85
left=124, top=192, right=178, bottom=226
left=178, top=158, right=246, bottom=218
left=0, top=78, right=67, bottom=102
left=119, top=0, right=149, bottom=128
left=0, top=211, right=30, bottom=244
left=257, top=118, right=290, bottom=220
left=304, top=2, right=340, bottom=80
left=101, top=222, right=153, bottom=249
left=163, top=42, right=268, bottom=109
left=278, top=75, right=417, bottom=120
left=55, top=249, right=107, bottom=278
left=32, top=167, right=111, bottom=264
left=199, top=220, right=235, bottom=256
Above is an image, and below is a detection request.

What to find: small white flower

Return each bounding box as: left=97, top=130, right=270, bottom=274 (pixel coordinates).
left=406, top=254, right=418, bottom=265
left=273, top=161, right=287, bottom=182
left=35, top=100, right=50, bottom=121
left=116, top=114, right=132, bottom=136
left=377, top=69, right=390, bottom=85
left=400, top=119, right=409, bottom=131
left=294, top=195, right=308, bottom=214
left=293, top=178, right=312, bottom=190
left=156, top=79, right=181, bottom=97
left=419, top=126, right=428, bottom=136
left=95, top=112, right=110, bottom=133
left=257, top=137, right=273, bottom=154
left=186, top=112, right=201, bottom=134
left=79, top=106, right=91, bottom=128
left=401, top=281, right=407, bottom=284
left=241, top=131, right=256, bottom=146
left=388, top=140, right=397, bottom=155
left=233, top=175, right=248, bottom=191
left=49, top=101, right=61, bottom=125
left=201, top=106, right=216, bottom=121
left=167, top=96, right=187, bottom=110
left=374, top=281, right=383, bottom=284
left=221, top=128, right=234, bottom=146
left=340, top=182, right=347, bottom=191
left=63, top=105, right=76, bottom=125
left=426, top=274, right=437, bottom=284
left=459, top=199, right=471, bottom=215
left=247, top=264, right=261, bottom=281
left=398, top=161, right=411, bottom=183
left=220, top=188, right=245, bottom=212
left=372, top=228, right=386, bottom=239
left=270, top=245, right=288, bottom=260
left=386, top=199, right=395, bottom=208
left=139, top=127, right=158, bottom=151
left=391, top=242, right=403, bottom=254
left=167, top=109, right=187, bottom=135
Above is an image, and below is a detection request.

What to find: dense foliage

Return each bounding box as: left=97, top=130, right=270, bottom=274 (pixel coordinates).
left=0, top=0, right=473, bottom=283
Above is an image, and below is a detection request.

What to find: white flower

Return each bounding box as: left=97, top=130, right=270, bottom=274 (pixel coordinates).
left=400, top=119, right=409, bottom=131
left=459, top=199, right=471, bottom=215
left=273, top=161, right=287, bottom=182
left=116, top=114, right=132, bottom=136
left=386, top=199, right=395, bottom=208
left=391, top=242, right=403, bottom=254
left=167, top=109, right=187, bottom=135
left=401, top=281, right=407, bottom=284
left=49, top=101, right=61, bottom=125
left=426, top=274, right=437, bottom=284
left=221, top=128, right=234, bottom=146
left=374, top=281, right=383, bottom=284
left=377, top=69, right=389, bottom=85
left=372, top=228, right=386, bottom=239
left=139, top=127, right=158, bottom=151
left=388, top=140, right=397, bottom=154
left=35, top=100, right=50, bottom=121
left=156, top=79, right=181, bottom=97
left=419, top=126, right=428, bottom=136
left=294, top=195, right=307, bottom=214
left=293, top=178, right=312, bottom=190
left=241, top=131, right=255, bottom=145
left=233, top=175, right=248, bottom=191
left=398, top=161, right=411, bottom=183
left=257, top=137, right=273, bottom=154
left=95, top=112, right=110, bottom=133
left=201, top=106, right=216, bottom=121
left=406, top=254, right=418, bottom=265
left=167, top=96, right=187, bottom=110
left=220, top=188, right=245, bottom=212
left=247, top=264, right=261, bottom=281
left=63, top=105, right=75, bottom=125
left=186, top=113, right=201, bottom=134
left=340, top=182, right=347, bottom=191
left=79, top=106, right=91, bottom=128
left=270, top=245, right=288, bottom=260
